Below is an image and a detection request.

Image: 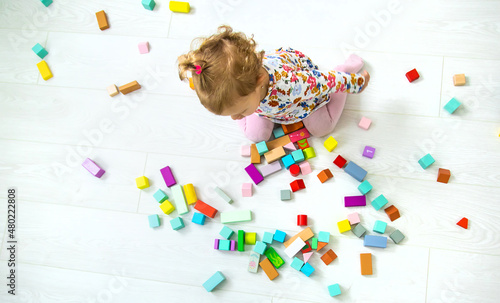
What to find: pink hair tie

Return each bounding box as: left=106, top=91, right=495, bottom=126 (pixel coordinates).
left=194, top=65, right=202, bottom=75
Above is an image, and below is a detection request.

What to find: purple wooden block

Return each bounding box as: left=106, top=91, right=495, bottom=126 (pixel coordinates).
left=363, top=146, right=376, bottom=159
left=82, top=158, right=105, bottom=178
left=230, top=240, right=236, bottom=251
left=214, top=239, right=219, bottom=250
left=260, top=161, right=282, bottom=177
left=245, top=164, right=264, bottom=185
left=344, top=195, right=367, bottom=207
left=160, top=166, right=177, bottom=187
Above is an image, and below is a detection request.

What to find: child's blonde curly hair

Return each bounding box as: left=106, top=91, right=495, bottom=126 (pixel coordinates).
left=177, top=25, right=265, bottom=115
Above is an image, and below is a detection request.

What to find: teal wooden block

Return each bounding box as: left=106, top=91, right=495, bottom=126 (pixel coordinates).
left=256, top=141, right=268, bottom=155
left=273, top=127, right=285, bottom=138
left=219, top=239, right=231, bottom=251
left=253, top=241, right=267, bottom=255
left=444, top=97, right=461, bottom=114
left=418, top=154, right=435, bottom=169
left=280, top=189, right=291, bottom=201
left=300, top=262, right=315, bottom=277
left=390, top=229, right=405, bottom=244
left=262, top=232, right=274, bottom=244
left=192, top=212, right=206, bottom=225
left=153, top=189, right=168, bottom=203
left=273, top=230, right=286, bottom=242
left=170, top=217, right=185, bottom=230
left=142, top=0, right=156, bottom=10
left=328, top=284, right=341, bottom=296
left=318, top=231, right=330, bottom=243
left=290, top=257, right=304, bottom=271
left=219, top=226, right=234, bottom=239
left=291, top=149, right=305, bottom=163
left=202, top=271, right=225, bottom=292
left=281, top=154, right=295, bottom=169
left=32, top=43, right=48, bottom=59
left=373, top=220, right=387, bottom=234
left=371, top=194, right=388, bottom=210
left=148, top=214, right=160, bottom=228
left=40, top=0, right=53, bottom=7
left=358, top=180, right=373, bottom=195
left=351, top=224, right=367, bottom=238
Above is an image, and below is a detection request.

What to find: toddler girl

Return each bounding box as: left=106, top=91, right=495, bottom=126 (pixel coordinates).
left=177, top=25, right=370, bottom=142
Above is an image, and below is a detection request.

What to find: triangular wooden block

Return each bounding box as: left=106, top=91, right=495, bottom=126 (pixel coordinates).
left=283, top=142, right=296, bottom=151
left=457, top=217, right=468, bottom=229
left=303, top=252, right=313, bottom=263
left=316, top=241, right=328, bottom=251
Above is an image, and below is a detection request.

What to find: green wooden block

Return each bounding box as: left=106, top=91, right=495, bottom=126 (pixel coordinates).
left=32, top=43, right=48, bottom=59
left=237, top=230, right=245, bottom=251
left=358, top=180, right=373, bottom=195
left=264, top=247, right=284, bottom=269
left=40, top=0, right=53, bottom=7
left=303, top=147, right=316, bottom=160
left=418, top=154, right=435, bottom=169
left=311, top=237, right=318, bottom=249
left=171, top=184, right=189, bottom=215
left=220, top=210, right=252, bottom=224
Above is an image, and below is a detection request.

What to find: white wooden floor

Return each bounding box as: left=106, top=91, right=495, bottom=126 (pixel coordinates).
left=1, top=0, right=500, bottom=302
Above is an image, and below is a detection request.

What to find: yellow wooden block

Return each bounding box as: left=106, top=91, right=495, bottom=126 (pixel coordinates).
left=159, top=200, right=175, bottom=215
left=337, top=219, right=351, bottom=233
left=169, top=1, right=190, bottom=13
left=183, top=183, right=197, bottom=205
left=135, top=176, right=150, bottom=189
left=245, top=232, right=256, bottom=245
left=324, top=136, right=338, bottom=152
left=37, top=60, right=53, bottom=80
left=188, top=77, right=194, bottom=90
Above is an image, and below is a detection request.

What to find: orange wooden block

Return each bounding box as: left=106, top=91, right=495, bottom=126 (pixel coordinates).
left=188, top=77, right=194, bottom=90
left=317, top=169, right=333, bottom=183
left=267, top=136, right=291, bottom=150
left=316, top=241, right=328, bottom=251
left=384, top=205, right=400, bottom=221
left=118, top=81, right=141, bottom=95
left=457, top=217, right=469, bottom=229
left=250, top=144, right=261, bottom=164
left=282, top=122, right=304, bottom=134
left=283, top=227, right=314, bottom=248
left=320, top=249, right=338, bottom=265
left=437, top=168, right=451, bottom=184
left=264, top=146, right=286, bottom=163
left=95, top=10, right=109, bottom=31
left=259, top=258, right=278, bottom=280
left=360, top=253, right=372, bottom=275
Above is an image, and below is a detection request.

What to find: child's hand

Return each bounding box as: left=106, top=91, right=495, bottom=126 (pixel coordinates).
left=359, top=70, right=370, bottom=93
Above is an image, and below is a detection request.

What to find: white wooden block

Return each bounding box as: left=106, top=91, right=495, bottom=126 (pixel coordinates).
left=284, top=238, right=306, bottom=258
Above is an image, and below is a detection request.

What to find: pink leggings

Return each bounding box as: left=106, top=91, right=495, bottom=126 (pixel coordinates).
left=238, top=54, right=363, bottom=142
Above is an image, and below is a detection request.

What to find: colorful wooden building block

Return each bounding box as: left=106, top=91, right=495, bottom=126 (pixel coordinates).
left=318, top=231, right=330, bottom=243
left=291, top=149, right=305, bottom=163
left=218, top=239, right=231, bottom=251
left=36, top=60, right=53, bottom=80
left=191, top=212, right=206, bottom=225
left=302, top=147, right=316, bottom=160
left=358, top=180, right=373, bottom=195
left=118, top=80, right=141, bottom=95
left=138, top=41, right=150, bottom=54
left=303, top=251, right=313, bottom=263
left=453, top=74, right=466, bottom=86
left=148, top=214, right=160, bottom=228
left=214, top=239, right=219, bottom=250
left=300, top=262, right=315, bottom=277
left=135, top=176, right=150, bottom=189
left=297, top=138, right=309, bottom=150
left=253, top=241, right=267, bottom=255
left=169, top=1, right=191, bottom=13
left=160, top=165, right=176, bottom=187
left=241, top=145, right=251, bottom=157
left=437, top=168, right=451, bottom=183
left=311, top=238, right=318, bottom=250
left=220, top=210, right=252, bottom=224
left=301, top=241, right=312, bottom=253
left=328, top=284, right=341, bottom=297
left=153, top=189, right=168, bottom=203
left=241, top=183, right=253, bottom=197
left=344, top=195, right=366, bottom=207
left=363, top=146, right=376, bottom=158
left=40, top=0, right=53, bottom=7
left=250, top=144, right=261, bottom=164
left=290, top=257, right=304, bottom=271
left=324, top=136, right=338, bottom=152
left=182, top=183, right=197, bottom=205
left=281, top=154, right=296, bottom=169
left=364, top=235, right=387, bottom=248
left=244, top=232, right=257, bottom=245
left=260, top=161, right=282, bottom=177
left=159, top=200, right=175, bottom=215
left=360, top=253, right=373, bottom=275
left=321, top=249, right=338, bottom=265
left=418, top=154, right=435, bottom=169
left=457, top=217, right=469, bottom=229
left=259, top=258, right=279, bottom=280
left=289, top=128, right=310, bottom=143
left=282, top=121, right=304, bottom=134
left=273, top=230, right=286, bottom=243
left=244, top=164, right=264, bottom=185
left=290, top=179, right=306, bottom=192
left=107, top=84, right=119, bottom=97
left=171, top=184, right=189, bottom=215
left=359, top=116, right=372, bottom=130
left=289, top=164, right=300, bottom=177
left=284, top=237, right=306, bottom=258
left=333, top=155, right=347, bottom=168
left=297, top=214, right=308, bottom=226
left=170, top=217, right=184, bottom=230
left=238, top=230, right=245, bottom=251
left=214, top=186, right=233, bottom=204
left=284, top=227, right=313, bottom=248
left=82, top=158, right=105, bottom=178
left=219, top=226, right=234, bottom=239
left=347, top=212, right=360, bottom=225
left=371, top=194, right=388, bottom=210
left=262, top=232, right=274, bottom=244
left=194, top=200, right=218, bottom=218
left=283, top=142, right=297, bottom=151
left=299, top=161, right=312, bottom=175
left=351, top=224, right=367, bottom=238
left=264, top=247, right=284, bottom=269
left=373, top=220, right=387, bottom=234
left=264, top=146, right=286, bottom=163
left=316, top=241, right=328, bottom=251
left=32, top=43, right=48, bottom=59
left=280, top=189, right=291, bottom=201
left=389, top=229, right=405, bottom=244
left=344, top=161, right=367, bottom=181
left=255, top=141, right=268, bottom=155
left=317, top=169, right=333, bottom=183
left=267, top=136, right=291, bottom=150
left=337, top=219, right=351, bottom=233
left=248, top=251, right=260, bottom=273
left=202, top=271, right=225, bottom=292
left=384, top=205, right=400, bottom=221
left=406, top=68, right=419, bottom=82
left=95, top=10, right=109, bottom=31
left=273, top=127, right=285, bottom=138
left=444, top=97, right=461, bottom=114
left=141, top=0, right=156, bottom=10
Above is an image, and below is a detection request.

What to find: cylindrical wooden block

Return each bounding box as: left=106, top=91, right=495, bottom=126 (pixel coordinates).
left=297, top=214, right=307, bottom=226
left=289, top=164, right=300, bottom=177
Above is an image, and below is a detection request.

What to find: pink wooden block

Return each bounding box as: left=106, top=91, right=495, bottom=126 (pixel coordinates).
left=230, top=240, right=236, bottom=251
left=283, top=142, right=296, bottom=151
left=82, top=158, right=105, bottom=178
left=242, top=183, right=253, bottom=197
left=289, top=128, right=310, bottom=143
left=358, top=117, right=372, bottom=130
left=299, top=161, right=312, bottom=175
left=347, top=212, right=360, bottom=225
left=303, top=251, right=313, bottom=263
left=241, top=145, right=251, bottom=157
left=138, top=42, right=149, bottom=54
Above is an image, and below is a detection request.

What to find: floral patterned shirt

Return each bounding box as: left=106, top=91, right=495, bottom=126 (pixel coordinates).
left=257, top=47, right=365, bottom=124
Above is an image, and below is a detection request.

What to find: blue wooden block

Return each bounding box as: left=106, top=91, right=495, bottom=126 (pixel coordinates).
left=219, top=239, right=231, bottom=251
left=253, top=241, right=267, bottom=255
left=219, top=226, right=234, bottom=239
left=364, top=235, right=387, bottom=248
left=344, top=161, right=367, bottom=182
left=371, top=194, right=388, bottom=210
left=444, top=97, right=461, bottom=114
left=318, top=231, right=330, bottom=243
left=418, top=154, right=435, bottom=169
left=142, top=0, right=156, bottom=10
left=291, top=149, right=305, bottom=163
left=273, top=127, right=285, bottom=138
left=281, top=154, right=295, bottom=169
left=148, top=214, right=160, bottom=228
left=170, top=217, right=185, bottom=230
left=373, top=220, right=387, bottom=234
left=40, top=0, right=53, bottom=7
left=202, top=271, right=225, bottom=292
left=256, top=141, right=268, bottom=155
left=300, top=262, right=315, bottom=277
left=290, top=257, right=304, bottom=271
left=328, top=284, right=341, bottom=296
left=358, top=180, right=373, bottom=195
left=191, top=212, right=206, bottom=225
left=273, top=230, right=286, bottom=243
left=262, top=232, right=274, bottom=244
left=153, top=189, right=168, bottom=203
left=32, top=43, right=48, bottom=59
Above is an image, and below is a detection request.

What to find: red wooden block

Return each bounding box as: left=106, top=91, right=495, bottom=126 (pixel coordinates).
left=290, top=179, right=305, bottom=192
left=457, top=217, right=468, bottom=229
left=289, top=164, right=300, bottom=177
left=194, top=200, right=218, bottom=218
left=297, top=214, right=308, bottom=226
left=301, top=241, right=312, bottom=253
left=333, top=155, right=347, bottom=168
left=406, top=68, right=420, bottom=83
left=297, top=139, right=310, bottom=150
